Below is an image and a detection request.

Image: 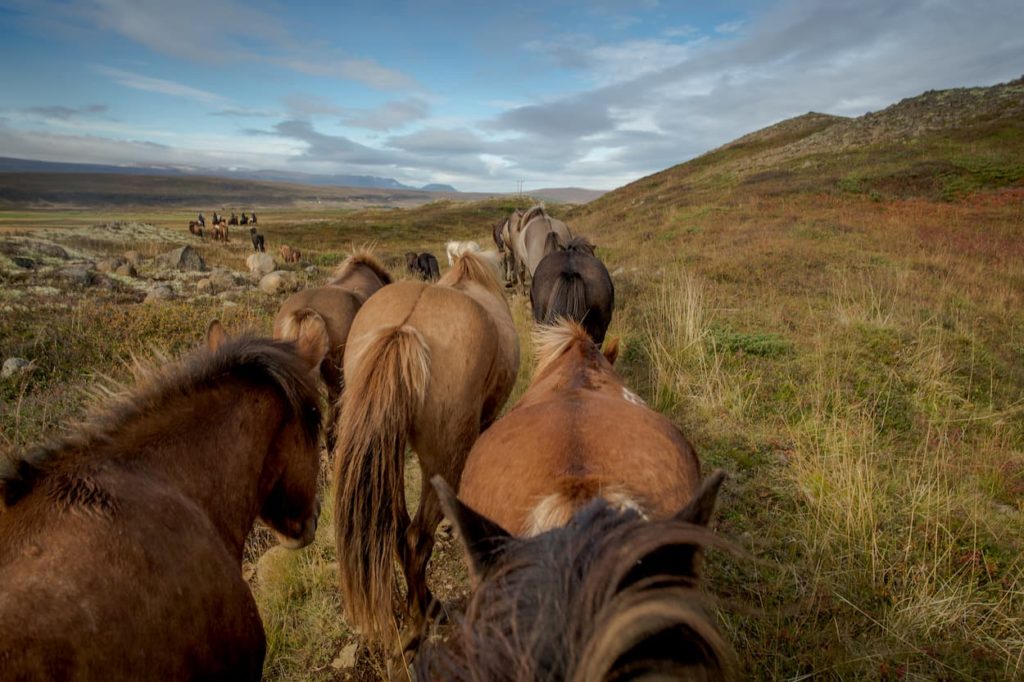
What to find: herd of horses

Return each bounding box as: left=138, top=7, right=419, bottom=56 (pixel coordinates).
left=0, top=206, right=735, bottom=680
left=187, top=213, right=308, bottom=266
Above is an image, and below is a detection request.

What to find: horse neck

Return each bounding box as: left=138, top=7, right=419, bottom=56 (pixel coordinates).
left=332, top=267, right=384, bottom=299
left=116, top=380, right=289, bottom=558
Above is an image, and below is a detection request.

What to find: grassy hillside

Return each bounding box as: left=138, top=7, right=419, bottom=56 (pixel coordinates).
left=2, top=79, right=1022, bottom=679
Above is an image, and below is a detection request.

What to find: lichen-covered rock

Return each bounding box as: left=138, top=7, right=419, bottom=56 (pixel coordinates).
left=258, top=270, right=298, bottom=295
left=159, top=246, right=205, bottom=272
left=145, top=285, right=174, bottom=302
left=123, top=251, right=143, bottom=266
left=114, top=262, right=138, bottom=277
left=2, top=357, right=32, bottom=379
left=54, top=265, right=96, bottom=286
left=247, top=253, right=276, bottom=279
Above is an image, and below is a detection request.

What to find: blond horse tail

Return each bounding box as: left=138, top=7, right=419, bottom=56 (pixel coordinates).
left=332, top=324, right=431, bottom=648
left=546, top=271, right=587, bottom=325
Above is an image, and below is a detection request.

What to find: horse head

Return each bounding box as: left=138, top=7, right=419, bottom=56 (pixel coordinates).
left=206, top=319, right=328, bottom=549
left=420, top=472, right=734, bottom=680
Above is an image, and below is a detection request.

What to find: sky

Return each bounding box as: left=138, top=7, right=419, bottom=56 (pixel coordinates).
left=0, top=1, right=1022, bottom=193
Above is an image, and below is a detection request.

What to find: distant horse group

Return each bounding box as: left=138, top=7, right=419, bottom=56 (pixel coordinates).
left=0, top=212, right=733, bottom=679
left=187, top=210, right=257, bottom=242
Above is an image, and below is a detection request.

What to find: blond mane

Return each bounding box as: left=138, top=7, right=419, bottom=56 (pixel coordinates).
left=438, top=250, right=504, bottom=297
left=328, top=246, right=393, bottom=285
left=531, top=318, right=592, bottom=377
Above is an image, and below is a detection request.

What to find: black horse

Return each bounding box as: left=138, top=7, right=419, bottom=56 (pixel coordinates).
left=229, top=213, right=239, bottom=226
left=250, top=212, right=258, bottom=225
left=530, top=236, right=614, bottom=345
left=406, top=251, right=440, bottom=282
left=241, top=213, right=250, bottom=225
left=249, top=227, right=265, bottom=253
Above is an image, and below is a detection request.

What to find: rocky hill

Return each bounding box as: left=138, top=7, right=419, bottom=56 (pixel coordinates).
left=577, top=76, right=1024, bottom=219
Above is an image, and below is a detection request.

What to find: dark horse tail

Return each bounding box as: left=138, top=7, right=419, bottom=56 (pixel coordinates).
left=332, top=324, right=431, bottom=649
left=546, top=271, right=588, bottom=325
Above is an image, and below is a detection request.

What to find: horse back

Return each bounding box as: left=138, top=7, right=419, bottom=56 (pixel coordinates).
left=460, top=388, right=698, bottom=536
left=0, top=479, right=264, bottom=679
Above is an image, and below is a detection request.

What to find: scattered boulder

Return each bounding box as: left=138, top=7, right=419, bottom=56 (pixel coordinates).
left=196, top=278, right=214, bottom=294
left=96, top=256, right=127, bottom=273
left=2, top=358, right=31, bottom=379
left=12, top=256, right=36, bottom=269
left=34, top=243, right=69, bottom=260
left=258, top=270, right=298, bottom=295
left=54, top=265, right=96, bottom=286
left=145, top=285, right=174, bottom=302
left=209, top=270, right=238, bottom=291
left=114, top=262, right=138, bottom=277
left=123, top=251, right=143, bottom=267
left=247, top=253, right=276, bottom=279
left=304, top=265, right=318, bottom=275
left=159, top=245, right=206, bottom=272
left=330, top=642, right=359, bottom=670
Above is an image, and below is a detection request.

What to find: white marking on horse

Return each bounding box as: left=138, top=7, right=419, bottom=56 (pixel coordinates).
left=622, top=387, right=646, bottom=406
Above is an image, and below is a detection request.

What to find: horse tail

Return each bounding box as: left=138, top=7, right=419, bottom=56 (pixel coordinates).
left=546, top=270, right=588, bottom=325
left=544, top=231, right=561, bottom=256
left=332, top=324, right=431, bottom=648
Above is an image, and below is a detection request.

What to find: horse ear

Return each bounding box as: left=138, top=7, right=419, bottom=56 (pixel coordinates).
left=431, top=475, right=511, bottom=580
left=206, top=319, right=229, bottom=352
left=602, top=337, right=620, bottom=365
left=674, top=470, right=726, bottom=527
left=292, top=312, right=329, bottom=372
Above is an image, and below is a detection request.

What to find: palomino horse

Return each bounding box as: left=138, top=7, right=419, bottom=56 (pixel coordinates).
left=530, top=236, right=614, bottom=345
left=514, top=206, right=572, bottom=291
left=417, top=474, right=733, bottom=680
left=459, top=319, right=703, bottom=536
left=0, top=320, right=329, bottom=680
left=273, top=248, right=392, bottom=451
left=332, top=250, right=519, bottom=656
left=444, top=239, right=481, bottom=266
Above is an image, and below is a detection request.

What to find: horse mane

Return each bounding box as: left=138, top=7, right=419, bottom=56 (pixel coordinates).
left=564, top=235, right=596, bottom=255
left=532, top=319, right=594, bottom=377
left=0, top=336, right=322, bottom=510
left=328, top=246, right=393, bottom=285
left=522, top=205, right=547, bottom=225
left=438, top=250, right=504, bottom=297
left=416, top=501, right=736, bottom=681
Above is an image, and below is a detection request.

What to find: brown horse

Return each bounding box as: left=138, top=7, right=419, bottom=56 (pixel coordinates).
left=332, top=250, right=519, bottom=656
left=459, top=319, right=701, bottom=536
left=279, top=244, right=301, bottom=263
left=514, top=206, right=572, bottom=292
left=530, top=236, right=614, bottom=345
left=273, top=248, right=392, bottom=451
left=417, top=473, right=733, bottom=681
left=0, top=320, right=328, bottom=680
left=188, top=220, right=204, bottom=238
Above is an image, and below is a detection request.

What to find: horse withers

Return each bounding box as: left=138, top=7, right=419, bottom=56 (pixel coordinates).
left=0, top=319, right=329, bottom=680
left=332, top=250, right=519, bottom=659
left=530, top=236, right=614, bottom=345
left=417, top=473, right=733, bottom=681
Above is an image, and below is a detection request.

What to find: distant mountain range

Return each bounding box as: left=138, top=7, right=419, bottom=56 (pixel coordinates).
left=0, top=157, right=458, bottom=193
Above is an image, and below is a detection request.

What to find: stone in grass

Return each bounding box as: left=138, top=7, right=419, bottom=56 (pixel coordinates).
left=96, top=256, right=127, bottom=273
left=258, top=270, right=298, bottom=295
left=2, top=357, right=32, bottom=379
left=196, top=278, right=214, bottom=294
left=145, top=285, right=174, bottom=302
left=160, top=245, right=206, bottom=272
left=114, top=262, right=138, bottom=277
left=54, top=265, right=96, bottom=286
left=247, top=252, right=276, bottom=279
left=330, top=642, right=359, bottom=670
left=123, top=251, right=143, bottom=266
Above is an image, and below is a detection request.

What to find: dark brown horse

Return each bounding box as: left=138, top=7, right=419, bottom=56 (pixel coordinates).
left=459, top=320, right=701, bottom=536
left=530, top=236, right=614, bottom=345
left=0, top=320, right=328, bottom=680
left=417, top=473, right=733, bottom=681
left=273, top=248, right=393, bottom=451
left=406, top=251, right=441, bottom=282
left=332, top=251, right=519, bottom=658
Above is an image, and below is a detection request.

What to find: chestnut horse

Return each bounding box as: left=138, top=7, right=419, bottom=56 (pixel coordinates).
left=0, top=320, right=329, bottom=680
left=332, top=250, right=519, bottom=656
left=418, top=473, right=733, bottom=680
left=273, top=248, right=392, bottom=450
left=459, top=319, right=702, bottom=536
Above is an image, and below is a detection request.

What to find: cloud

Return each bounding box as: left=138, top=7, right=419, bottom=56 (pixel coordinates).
left=95, top=66, right=226, bottom=105
left=210, top=108, right=279, bottom=118
left=22, top=104, right=108, bottom=120
left=340, top=99, right=431, bottom=131
left=279, top=58, right=417, bottom=90
left=490, top=98, right=616, bottom=138
left=385, top=127, right=486, bottom=155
